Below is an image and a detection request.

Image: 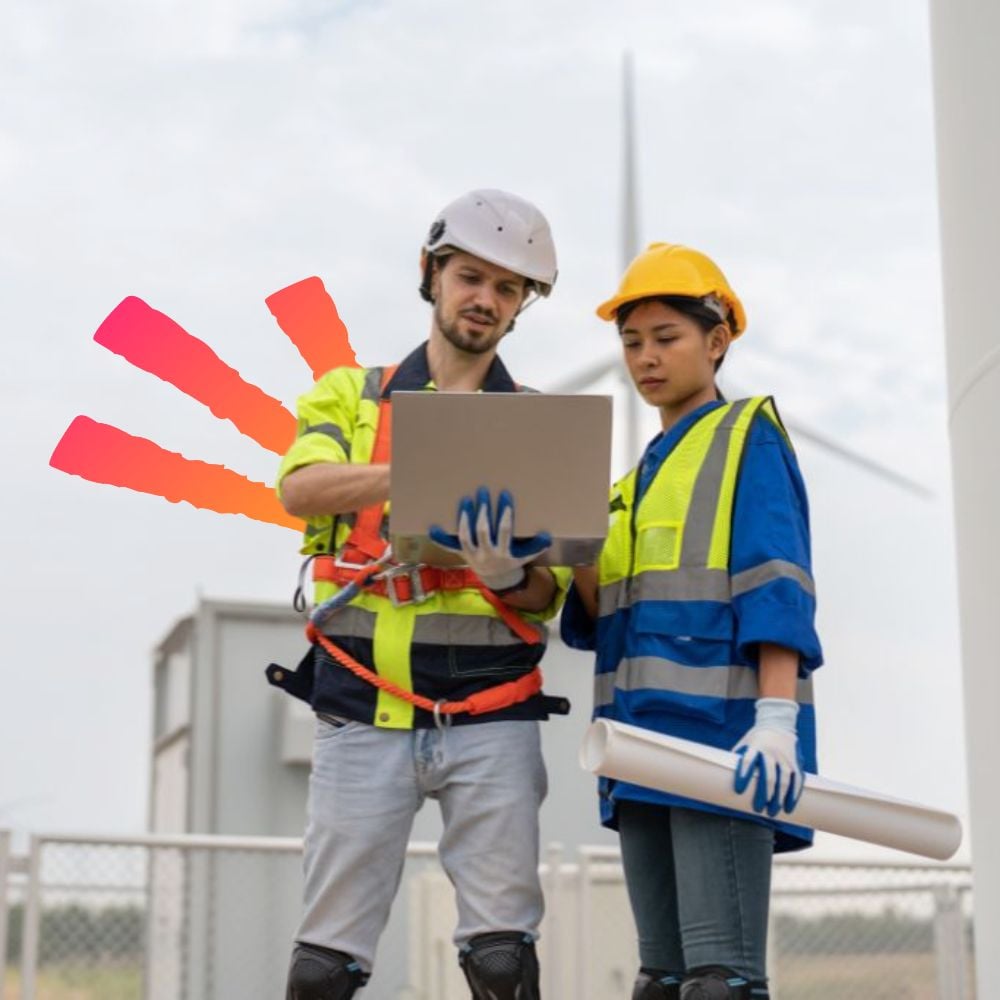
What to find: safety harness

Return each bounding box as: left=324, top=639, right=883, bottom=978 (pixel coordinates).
left=304, top=366, right=547, bottom=720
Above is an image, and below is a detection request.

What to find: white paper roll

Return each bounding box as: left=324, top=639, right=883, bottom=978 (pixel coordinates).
left=580, top=719, right=962, bottom=861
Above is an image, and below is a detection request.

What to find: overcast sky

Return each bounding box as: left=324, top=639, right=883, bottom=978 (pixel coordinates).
left=1, top=0, right=967, bottom=860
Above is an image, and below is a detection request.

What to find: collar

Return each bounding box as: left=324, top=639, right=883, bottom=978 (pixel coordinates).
left=382, top=342, right=518, bottom=398
left=637, top=398, right=725, bottom=502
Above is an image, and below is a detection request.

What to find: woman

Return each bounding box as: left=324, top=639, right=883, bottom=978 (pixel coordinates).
left=562, top=242, right=823, bottom=1000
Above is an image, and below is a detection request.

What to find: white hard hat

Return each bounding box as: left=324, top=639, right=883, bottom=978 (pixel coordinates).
left=423, top=189, right=558, bottom=296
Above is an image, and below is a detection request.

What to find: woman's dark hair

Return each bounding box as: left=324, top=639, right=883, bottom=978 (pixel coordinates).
left=615, top=295, right=731, bottom=372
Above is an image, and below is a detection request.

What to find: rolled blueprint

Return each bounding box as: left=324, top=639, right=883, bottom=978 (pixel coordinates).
left=580, top=719, right=962, bottom=861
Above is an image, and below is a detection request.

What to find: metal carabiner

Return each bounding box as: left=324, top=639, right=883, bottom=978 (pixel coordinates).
left=293, top=554, right=318, bottom=614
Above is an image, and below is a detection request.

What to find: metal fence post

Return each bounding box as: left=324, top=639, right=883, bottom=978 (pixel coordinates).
left=542, top=842, right=564, bottom=1000
left=0, top=831, right=9, bottom=1000
left=19, top=837, right=42, bottom=1000
left=766, top=903, right=780, bottom=1000
left=578, top=848, right=595, bottom=1000
left=934, top=885, right=967, bottom=1000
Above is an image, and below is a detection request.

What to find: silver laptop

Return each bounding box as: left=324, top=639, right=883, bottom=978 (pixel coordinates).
left=389, top=392, right=613, bottom=567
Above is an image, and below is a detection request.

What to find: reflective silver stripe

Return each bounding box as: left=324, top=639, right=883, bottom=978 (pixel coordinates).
left=594, top=672, right=614, bottom=706
left=321, top=607, right=540, bottom=647
left=413, top=614, right=542, bottom=647
left=362, top=366, right=383, bottom=402
left=598, top=578, right=628, bottom=617
left=302, top=422, right=349, bottom=454
left=681, top=399, right=752, bottom=566
left=594, top=657, right=815, bottom=707
left=599, top=567, right=731, bottom=615
left=319, top=605, right=377, bottom=639
left=631, top=567, right=731, bottom=603
left=731, top=559, right=815, bottom=598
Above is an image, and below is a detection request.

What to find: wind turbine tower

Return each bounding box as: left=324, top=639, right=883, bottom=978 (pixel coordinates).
left=930, top=1, right=1000, bottom=994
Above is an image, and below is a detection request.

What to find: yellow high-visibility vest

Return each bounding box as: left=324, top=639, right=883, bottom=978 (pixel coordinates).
left=277, top=364, right=568, bottom=729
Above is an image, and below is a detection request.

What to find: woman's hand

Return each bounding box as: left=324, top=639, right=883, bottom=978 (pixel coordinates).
left=732, top=698, right=804, bottom=817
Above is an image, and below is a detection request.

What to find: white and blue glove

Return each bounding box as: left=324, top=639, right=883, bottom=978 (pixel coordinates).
left=429, top=487, right=551, bottom=592
left=732, top=698, right=804, bottom=818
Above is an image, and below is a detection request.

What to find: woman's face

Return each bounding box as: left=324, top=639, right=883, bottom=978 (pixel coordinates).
left=618, top=300, right=729, bottom=420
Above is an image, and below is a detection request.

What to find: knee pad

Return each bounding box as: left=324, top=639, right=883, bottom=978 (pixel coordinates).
left=459, top=931, right=540, bottom=1000
left=680, top=966, right=753, bottom=1000
left=286, top=942, right=367, bottom=1000
left=633, top=967, right=681, bottom=998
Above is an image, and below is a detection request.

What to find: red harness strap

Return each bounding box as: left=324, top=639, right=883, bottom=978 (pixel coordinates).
left=334, top=366, right=397, bottom=566
left=308, top=364, right=544, bottom=717
left=312, top=559, right=542, bottom=646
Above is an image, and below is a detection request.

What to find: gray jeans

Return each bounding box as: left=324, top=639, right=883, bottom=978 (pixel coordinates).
left=296, top=717, right=548, bottom=972
left=617, top=799, right=775, bottom=983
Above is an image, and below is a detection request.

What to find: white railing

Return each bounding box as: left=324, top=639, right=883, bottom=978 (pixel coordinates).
left=1, top=829, right=975, bottom=999
left=0, top=831, right=9, bottom=1000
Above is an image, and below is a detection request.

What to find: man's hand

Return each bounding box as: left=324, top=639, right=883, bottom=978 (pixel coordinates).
left=732, top=698, right=804, bottom=817
left=429, top=487, right=551, bottom=591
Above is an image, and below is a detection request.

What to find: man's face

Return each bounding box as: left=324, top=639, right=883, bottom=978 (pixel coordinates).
left=430, top=251, right=528, bottom=355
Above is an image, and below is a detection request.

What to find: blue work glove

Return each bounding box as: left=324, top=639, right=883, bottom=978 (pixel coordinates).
left=732, top=698, right=804, bottom=817
left=429, top=487, right=551, bottom=591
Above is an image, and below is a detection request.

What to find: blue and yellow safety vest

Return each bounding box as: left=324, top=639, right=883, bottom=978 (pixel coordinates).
left=566, top=396, right=822, bottom=851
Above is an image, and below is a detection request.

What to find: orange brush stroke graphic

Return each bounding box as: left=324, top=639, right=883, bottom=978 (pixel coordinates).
left=51, top=417, right=303, bottom=531
left=95, top=296, right=296, bottom=455
left=267, top=276, right=359, bottom=380
left=50, top=276, right=358, bottom=528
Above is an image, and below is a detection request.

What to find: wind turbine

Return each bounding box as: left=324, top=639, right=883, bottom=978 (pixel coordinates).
left=550, top=52, right=930, bottom=499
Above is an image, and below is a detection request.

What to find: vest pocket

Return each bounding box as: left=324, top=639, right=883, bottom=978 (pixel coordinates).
left=627, top=602, right=738, bottom=725
left=446, top=640, right=539, bottom=679
left=634, top=521, right=683, bottom=572
left=631, top=600, right=734, bottom=641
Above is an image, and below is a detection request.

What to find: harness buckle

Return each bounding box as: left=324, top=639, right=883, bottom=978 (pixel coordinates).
left=332, top=553, right=374, bottom=572
left=383, top=565, right=428, bottom=607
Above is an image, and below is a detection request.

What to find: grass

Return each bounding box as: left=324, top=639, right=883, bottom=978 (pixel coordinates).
left=774, top=952, right=957, bottom=1000
left=4, top=963, right=142, bottom=999
left=4, top=954, right=974, bottom=1000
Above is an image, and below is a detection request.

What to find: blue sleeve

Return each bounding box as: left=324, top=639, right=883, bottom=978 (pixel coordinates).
left=730, top=412, right=823, bottom=674
left=559, top=583, right=597, bottom=650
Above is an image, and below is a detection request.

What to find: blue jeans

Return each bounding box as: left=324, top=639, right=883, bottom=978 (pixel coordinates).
left=296, top=717, right=548, bottom=972
left=617, top=799, right=774, bottom=983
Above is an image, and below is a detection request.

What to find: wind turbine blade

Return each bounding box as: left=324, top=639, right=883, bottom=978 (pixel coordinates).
left=622, top=50, right=642, bottom=465
left=545, top=354, right=620, bottom=394
left=622, top=50, right=639, bottom=265
left=781, top=417, right=933, bottom=497
left=727, top=360, right=934, bottom=498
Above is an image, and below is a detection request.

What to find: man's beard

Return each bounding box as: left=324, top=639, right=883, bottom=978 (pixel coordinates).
left=435, top=303, right=506, bottom=355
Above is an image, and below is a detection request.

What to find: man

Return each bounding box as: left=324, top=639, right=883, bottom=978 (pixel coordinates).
left=270, top=189, right=568, bottom=999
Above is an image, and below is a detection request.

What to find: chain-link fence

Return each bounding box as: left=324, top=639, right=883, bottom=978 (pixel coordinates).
left=0, top=830, right=975, bottom=1000
left=770, top=860, right=973, bottom=1000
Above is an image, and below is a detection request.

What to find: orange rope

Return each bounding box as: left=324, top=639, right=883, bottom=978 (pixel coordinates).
left=305, top=621, right=542, bottom=717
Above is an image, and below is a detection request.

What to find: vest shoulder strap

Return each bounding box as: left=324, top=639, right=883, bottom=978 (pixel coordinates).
left=755, top=395, right=793, bottom=448
left=339, top=365, right=398, bottom=563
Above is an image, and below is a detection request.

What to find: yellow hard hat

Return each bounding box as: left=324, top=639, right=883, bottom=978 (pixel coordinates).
left=596, top=242, right=747, bottom=337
